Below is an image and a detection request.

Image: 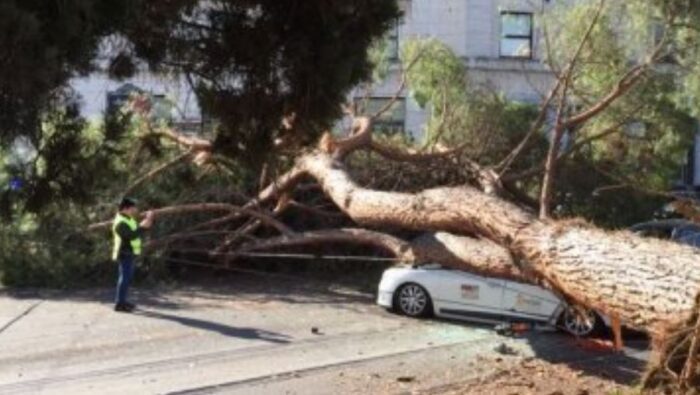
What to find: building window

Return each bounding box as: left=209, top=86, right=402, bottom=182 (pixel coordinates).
left=500, top=12, right=533, bottom=59
left=355, top=97, right=406, bottom=135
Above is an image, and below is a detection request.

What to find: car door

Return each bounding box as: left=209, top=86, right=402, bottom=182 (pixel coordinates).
left=501, top=280, right=561, bottom=322
left=429, top=269, right=506, bottom=319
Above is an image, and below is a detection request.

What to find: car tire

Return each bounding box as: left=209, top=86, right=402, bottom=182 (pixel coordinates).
left=393, top=283, right=433, bottom=318
left=559, top=305, right=604, bottom=337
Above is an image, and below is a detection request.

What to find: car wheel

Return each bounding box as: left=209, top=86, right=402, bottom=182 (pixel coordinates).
left=560, top=305, right=602, bottom=337
left=394, top=283, right=433, bottom=317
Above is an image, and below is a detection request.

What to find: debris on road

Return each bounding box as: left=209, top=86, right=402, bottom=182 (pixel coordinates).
left=440, top=355, right=635, bottom=395
left=495, top=322, right=534, bottom=337
left=494, top=343, right=519, bottom=356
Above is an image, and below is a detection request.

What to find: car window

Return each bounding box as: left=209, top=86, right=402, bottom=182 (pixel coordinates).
left=672, top=226, right=700, bottom=247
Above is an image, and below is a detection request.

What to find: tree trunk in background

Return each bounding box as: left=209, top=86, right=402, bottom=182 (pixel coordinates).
left=539, top=124, right=566, bottom=219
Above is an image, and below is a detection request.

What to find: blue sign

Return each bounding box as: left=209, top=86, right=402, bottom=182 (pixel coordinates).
left=9, top=177, right=23, bottom=191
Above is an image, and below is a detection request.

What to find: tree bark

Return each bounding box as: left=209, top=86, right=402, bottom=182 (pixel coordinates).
left=515, top=222, right=700, bottom=333
left=410, top=232, right=525, bottom=282
left=297, top=150, right=700, bottom=334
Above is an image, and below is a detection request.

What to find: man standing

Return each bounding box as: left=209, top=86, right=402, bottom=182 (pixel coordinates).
left=112, top=197, right=154, bottom=312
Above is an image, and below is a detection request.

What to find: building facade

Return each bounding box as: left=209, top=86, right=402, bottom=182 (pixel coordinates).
left=353, top=0, right=554, bottom=141
left=71, top=71, right=203, bottom=132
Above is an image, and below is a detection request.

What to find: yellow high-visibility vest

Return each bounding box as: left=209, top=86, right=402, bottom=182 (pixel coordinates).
left=112, top=213, right=142, bottom=261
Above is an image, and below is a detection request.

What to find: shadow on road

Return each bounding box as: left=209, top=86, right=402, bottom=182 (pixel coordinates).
left=524, top=331, right=648, bottom=385
left=432, top=317, right=648, bottom=386
left=0, top=271, right=374, bottom=312
left=134, top=309, right=292, bottom=344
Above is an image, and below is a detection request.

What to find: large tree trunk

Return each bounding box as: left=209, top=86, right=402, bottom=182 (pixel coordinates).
left=297, top=151, right=700, bottom=334
left=515, top=222, right=700, bottom=332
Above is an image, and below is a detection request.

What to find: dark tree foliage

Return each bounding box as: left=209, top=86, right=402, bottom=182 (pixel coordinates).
left=0, top=0, right=137, bottom=215
left=0, top=0, right=133, bottom=145
left=0, top=0, right=399, bottom=214
left=119, top=1, right=399, bottom=164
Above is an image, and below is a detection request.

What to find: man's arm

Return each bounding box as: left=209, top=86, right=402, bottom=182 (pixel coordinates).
left=140, top=211, right=154, bottom=229
left=116, top=222, right=144, bottom=242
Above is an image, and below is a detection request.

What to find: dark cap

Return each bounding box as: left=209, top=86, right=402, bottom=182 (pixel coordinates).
left=118, top=197, right=138, bottom=210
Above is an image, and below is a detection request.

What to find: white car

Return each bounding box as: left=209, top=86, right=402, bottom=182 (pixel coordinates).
left=377, top=264, right=607, bottom=337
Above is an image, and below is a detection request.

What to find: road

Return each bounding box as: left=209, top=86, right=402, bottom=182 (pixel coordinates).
left=0, top=273, right=648, bottom=394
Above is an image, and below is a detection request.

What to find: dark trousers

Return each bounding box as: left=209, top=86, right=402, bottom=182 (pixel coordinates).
left=115, top=255, right=135, bottom=304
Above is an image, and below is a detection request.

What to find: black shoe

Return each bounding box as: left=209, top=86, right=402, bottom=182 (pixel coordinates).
left=124, top=302, right=136, bottom=311
left=114, top=303, right=134, bottom=313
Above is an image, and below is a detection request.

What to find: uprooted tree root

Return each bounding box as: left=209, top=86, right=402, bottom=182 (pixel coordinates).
left=644, top=293, right=700, bottom=393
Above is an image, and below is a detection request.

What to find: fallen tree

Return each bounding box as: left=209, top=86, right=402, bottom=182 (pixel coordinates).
left=102, top=114, right=695, bottom=324
left=271, top=120, right=700, bottom=335
left=81, top=2, right=700, bottom=390
left=259, top=117, right=700, bottom=390
left=90, top=115, right=700, bottom=391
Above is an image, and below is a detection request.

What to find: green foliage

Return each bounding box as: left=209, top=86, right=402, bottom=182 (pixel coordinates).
left=400, top=38, right=544, bottom=169
left=367, top=30, right=394, bottom=84
left=0, top=2, right=399, bottom=287
left=0, top=0, right=134, bottom=146
left=553, top=159, right=669, bottom=228
left=0, top=100, right=259, bottom=287
left=395, top=10, right=698, bottom=226
left=534, top=0, right=700, bottom=225
left=402, top=38, right=468, bottom=110
left=0, top=209, right=109, bottom=288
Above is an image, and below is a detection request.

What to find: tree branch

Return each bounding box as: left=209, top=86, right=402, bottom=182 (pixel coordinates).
left=298, top=151, right=534, bottom=244
left=367, top=140, right=466, bottom=163
left=230, top=228, right=526, bottom=282
left=539, top=0, right=606, bottom=218
left=287, top=200, right=346, bottom=219
left=124, top=151, right=193, bottom=195
left=503, top=110, right=640, bottom=182
left=369, top=46, right=427, bottom=120
left=563, top=24, right=669, bottom=128
left=154, top=125, right=213, bottom=151
left=496, top=78, right=561, bottom=176
left=410, top=232, right=526, bottom=282
left=236, top=228, right=415, bottom=261
left=88, top=203, right=293, bottom=236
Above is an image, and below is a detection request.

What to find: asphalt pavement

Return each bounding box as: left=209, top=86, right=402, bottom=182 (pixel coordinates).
left=0, top=273, right=649, bottom=394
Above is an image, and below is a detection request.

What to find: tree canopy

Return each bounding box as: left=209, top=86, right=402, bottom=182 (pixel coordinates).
left=0, top=0, right=400, bottom=214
